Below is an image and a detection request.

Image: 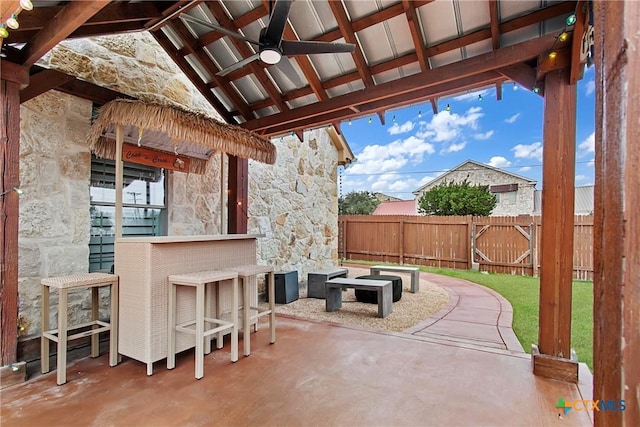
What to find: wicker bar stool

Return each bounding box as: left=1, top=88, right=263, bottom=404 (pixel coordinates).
left=223, top=264, right=275, bottom=356
left=167, top=270, right=238, bottom=380
left=40, top=272, right=119, bottom=385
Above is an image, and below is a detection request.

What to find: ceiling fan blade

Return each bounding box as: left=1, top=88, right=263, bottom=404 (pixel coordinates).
left=179, top=14, right=260, bottom=46
left=217, top=54, right=260, bottom=77
left=274, top=56, right=304, bottom=87
left=264, top=0, right=292, bottom=44
left=281, top=40, right=356, bottom=56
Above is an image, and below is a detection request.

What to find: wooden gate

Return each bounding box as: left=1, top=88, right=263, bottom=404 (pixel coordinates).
left=472, top=217, right=535, bottom=275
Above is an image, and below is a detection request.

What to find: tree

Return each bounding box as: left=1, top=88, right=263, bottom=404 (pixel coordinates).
left=339, top=191, right=380, bottom=215
left=417, top=180, right=496, bottom=216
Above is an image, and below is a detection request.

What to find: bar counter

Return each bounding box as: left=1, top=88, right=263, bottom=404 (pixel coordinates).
left=114, top=234, right=262, bottom=375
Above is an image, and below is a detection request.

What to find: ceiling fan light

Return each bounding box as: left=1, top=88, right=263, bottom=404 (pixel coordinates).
left=259, top=48, right=282, bottom=65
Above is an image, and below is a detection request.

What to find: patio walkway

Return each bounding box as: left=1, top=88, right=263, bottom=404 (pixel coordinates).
left=0, top=269, right=593, bottom=427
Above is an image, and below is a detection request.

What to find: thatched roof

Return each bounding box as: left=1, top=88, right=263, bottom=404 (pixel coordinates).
left=87, top=99, right=276, bottom=174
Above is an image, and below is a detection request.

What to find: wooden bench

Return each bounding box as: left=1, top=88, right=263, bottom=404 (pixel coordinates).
left=307, top=267, right=348, bottom=299
left=370, top=265, right=420, bottom=293
left=325, top=278, right=393, bottom=318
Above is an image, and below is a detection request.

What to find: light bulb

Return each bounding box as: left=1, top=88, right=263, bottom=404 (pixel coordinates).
left=7, top=14, right=19, bottom=30
left=478, top=94, right=483, bottom=101
left=558, top=32, right=569, bottom=42
left=0, top=24, right=8, bottom=39
left=533, top=86, right=540, bottom=93
left=368, top=117, right=372, bottom=124
left=392, top=115, right=396, bottom=123
left=348, top=119, right=352, bottom=125
left=445, top=104, right=451, bottom=112
left=20, top=0, right=33, bottom=11
left=418, top=111, right=422, bottom=118
left=548, top=51, right=558, bottom=59
left=566, top=13, right=576, bottom=26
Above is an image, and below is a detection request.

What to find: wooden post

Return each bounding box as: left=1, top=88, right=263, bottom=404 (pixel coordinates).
left=227, top=155, right=248, bottom=234
left=0, top=78, right=20, bottom=365
left=220, top=152, right=226, bottom=234
left=593, top=1, right=640, bottom=425
left=533, top=67, right=578, bottom=382
left=115, top=125, right=123, bottom=238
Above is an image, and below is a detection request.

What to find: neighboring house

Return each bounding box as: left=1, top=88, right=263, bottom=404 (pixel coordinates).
left=372, top=200, right=418, bottom=215
left=374, top=192, right=402, bottom=203
left=413, top=160, right=538, bottom=216
left=534, top=185, right=594, bottom=215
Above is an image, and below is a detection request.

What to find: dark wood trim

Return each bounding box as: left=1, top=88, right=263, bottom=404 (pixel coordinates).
left=0, top=79, right=21, bottom=365
left=537, top=68, right=576, bottom=364
left=593, top=1, right=639, bottom=425
left=531, top=344, right=578, bottom=383
left=227, top=156, right=248, bottom=234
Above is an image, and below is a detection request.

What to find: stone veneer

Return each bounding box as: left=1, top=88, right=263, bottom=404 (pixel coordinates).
left=16, top=32, right=340, bottom=342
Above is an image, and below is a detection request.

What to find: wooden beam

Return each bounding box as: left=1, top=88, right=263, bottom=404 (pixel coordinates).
left=243, top=33, right=558, bottom=133
left=0, top=61, right=29, bottom=87
left=537, top=46, right=572, bottom=80
left=0, top=78, right=21, bottom=365
left=536, top=67, right=576, bottom=372
left=21, top=0, right=111, bottom=66
left=430, top=99, right=438, bottom=114
left=495, top=82, right=502, bottom=101
left=593, top=1, right=640, bottom=425
left=328, top=1, right=374, bottom=87
left=403, top=0, right=429, bottom=71
left=19, top=69, right=75, bottom=103
left=377, top=111, right=386, bottom=126
left=488, top=0, right=501, bottom=50
left=498, top=62, right=542, bottom=95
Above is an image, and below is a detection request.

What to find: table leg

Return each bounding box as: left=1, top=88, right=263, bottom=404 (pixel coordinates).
left=91, top=287, right=99, bottom=358
left=109, top=280, right=119, bottom=367
left=230, top=277, right=238, bottom=362
left=41, top=285, right=50, bottom=374
left=57, top=289, right=68, bottom=385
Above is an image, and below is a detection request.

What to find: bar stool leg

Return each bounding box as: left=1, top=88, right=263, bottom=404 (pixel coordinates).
left=195, top=283, right=205, bottom=380
left=57, top=289, right=69, bottom=385
left=91, top=287, right=99, bottom=358
left=167, top=282, right=176, bottom=370
left=268, top=271, right=276, bottom=344
left=41, top=284, right=50, bottom=374
left=242, top=277, right=251, bottom=356
left=109, top=280, right=119, bottom=367
left=215, top=283, right=224, bottom=350
left=230, top=277, right=239, bottom=362
left=204, top=283, right=212, bottom=355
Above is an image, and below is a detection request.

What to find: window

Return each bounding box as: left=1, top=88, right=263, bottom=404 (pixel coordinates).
left=495, top=191, right=517, bottom=203
left=89, top=155, right=167, bottom=272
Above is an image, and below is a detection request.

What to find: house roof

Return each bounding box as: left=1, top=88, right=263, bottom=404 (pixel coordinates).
left=413, top=159, right=537, bottom=194
left=372, top=200, right=417, bottom=216
left=1, top=1, right=584, bottom=137
left=534, top=185, right=594, bottom=215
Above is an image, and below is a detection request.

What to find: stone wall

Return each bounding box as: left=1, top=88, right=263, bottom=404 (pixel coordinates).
left=17, top=32, right=340, bottom=341
left=248, top=131, right=340, bottom=291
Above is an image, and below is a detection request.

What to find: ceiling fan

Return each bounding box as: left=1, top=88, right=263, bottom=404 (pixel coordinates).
left=179, top=0, right=355, bottom=83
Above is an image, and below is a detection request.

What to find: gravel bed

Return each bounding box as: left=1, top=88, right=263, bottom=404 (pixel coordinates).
left=262, top=267, right=450, bottom=333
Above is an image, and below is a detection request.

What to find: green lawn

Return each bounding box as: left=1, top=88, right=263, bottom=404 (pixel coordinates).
left=344, top=261, right=593, bottom=371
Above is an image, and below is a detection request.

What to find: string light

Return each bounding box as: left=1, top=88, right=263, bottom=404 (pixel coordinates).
left=0, top=25, right=8, bottom=39
left=533, top=86, right=540, bottom=94
left=566, top=13, right=576, bottom=26
left=0, top=187, right=24, bottom=197
left=445, top=104, right=451, bottom=112
left=348, top=119, right=352, bottom=125
left=6, top=14, right=19, bottom=30
left=558, top=31, right=569, bottom=42
left=478, top=94, right=483, bottom=101
left=392, top=115, right=396, bottom=123
left=548, top=51, right=558, bottom=59
left=418, top=111, right=422, bottom=118
left=368, top=117, right=372, bottom=124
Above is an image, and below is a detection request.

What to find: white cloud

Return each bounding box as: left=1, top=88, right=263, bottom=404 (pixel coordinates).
left=474, top=130, right=494, bottom=140
left=369, top=174, right=434, bottom=195
left=440, top=142, right=467, bottom=154
left=578, top=132, right=595, bottom=155
left=346, top=136, right=435, bottom=176
left=487, top=156, right=512, bottom=168
left=519, top=166, right=532, bottom=172
left=512, top=142, right=543, bottom=161
left=585, top=80, right=595, bottom=96
left=416, top=107, right=484, bottom=142
left=388, top=120, right=415, bottom=135
left=453, top=89, right=489, bottom=102
left=588, top=158, right=595, bottom=167
left=505, top=113, right=521, bottom=124
left=575, top=174, right=588, bottom=182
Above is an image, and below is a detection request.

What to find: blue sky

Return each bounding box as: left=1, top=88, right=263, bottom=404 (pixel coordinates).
left=340, top=67, right=596, bottom=200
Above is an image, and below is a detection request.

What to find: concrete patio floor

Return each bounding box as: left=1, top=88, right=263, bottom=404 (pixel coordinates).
left=0, top=269, right=593, bottom=427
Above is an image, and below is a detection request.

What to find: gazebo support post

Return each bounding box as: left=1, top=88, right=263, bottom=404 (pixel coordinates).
left=533, top=67, right=578, bottom=382
left=0, top=69, right=26, bottom=368
left=593, top=1, right=640, bottom=425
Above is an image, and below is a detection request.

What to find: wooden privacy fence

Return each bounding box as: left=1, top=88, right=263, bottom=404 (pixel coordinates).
left=338, top=215, right=594, bottom=280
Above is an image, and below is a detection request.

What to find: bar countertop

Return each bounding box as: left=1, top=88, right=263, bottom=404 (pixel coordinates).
left=115, top=234, right=263, bottom=244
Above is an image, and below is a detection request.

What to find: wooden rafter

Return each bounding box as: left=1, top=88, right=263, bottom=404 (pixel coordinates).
left=206, top=1, right=289, bottom=114
left=498, top=62, right=541, bottom=95
left=495, top=82, right=502, bottom=100
left=19, top=69, right=75, bottom=103
left=403, top=0, right=429, bottom=71
left=488, top=0, right=500, bottom=50
left=242, top=33, right=558, bottom=134
left=569, top=0, right=586, bottom=84
left=20, top=1, right=112, bottom=66
left=327, top=1, right=374, bottom=88
left=430, top=99, right=438, bottom=114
